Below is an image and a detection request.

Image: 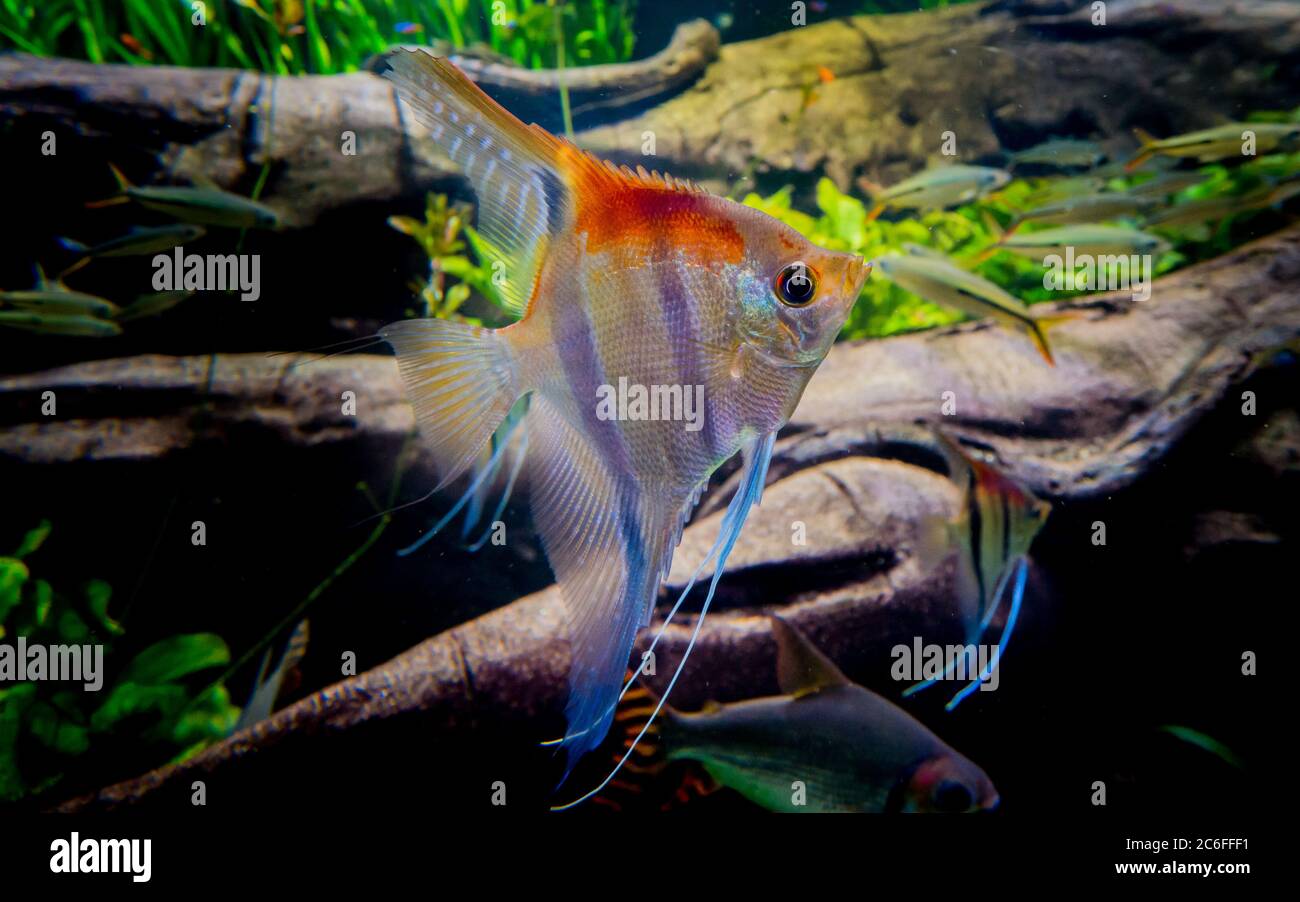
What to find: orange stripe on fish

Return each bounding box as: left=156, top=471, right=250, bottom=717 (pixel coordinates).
left=566, top=163, right=746, bottom=265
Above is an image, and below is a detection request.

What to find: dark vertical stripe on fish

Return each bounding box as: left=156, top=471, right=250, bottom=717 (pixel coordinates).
left=534, top=165, right=569, bottom=237
left=999, top=491, right=1011, bottom=567
left=967, top=469, right=987, bottom=611
left=552, top=275, right=634, bottom=479
left=656, top=250, right=719, bottom=465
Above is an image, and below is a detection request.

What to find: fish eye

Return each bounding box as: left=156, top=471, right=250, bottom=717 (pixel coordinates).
left=774, top=262, right=817, bottom=307
left=932, top=779, right=974, bottom=813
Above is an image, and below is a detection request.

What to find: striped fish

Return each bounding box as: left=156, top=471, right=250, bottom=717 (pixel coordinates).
left=380, top=52, right=869, bottom=797
left=908, top=436, right=1051, bottom=709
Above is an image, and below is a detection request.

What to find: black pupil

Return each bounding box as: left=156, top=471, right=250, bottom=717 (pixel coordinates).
left=933, top=780, right=973, bottom=812
left=779, top=264, right=815, bottom=305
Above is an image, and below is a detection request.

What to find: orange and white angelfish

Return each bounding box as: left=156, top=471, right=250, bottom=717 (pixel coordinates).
left=380, top=52, right=869, bottom=805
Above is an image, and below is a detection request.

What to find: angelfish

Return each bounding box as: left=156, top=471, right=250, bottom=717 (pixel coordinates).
left=908, top=435, right=1050, bottom=709
left=614, top=618, right=999, bottom=813
left=380, top=52, right=869, bottom=793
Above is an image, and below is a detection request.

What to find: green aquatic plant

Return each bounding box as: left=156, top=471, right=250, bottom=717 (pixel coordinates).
left=0, top=0, right=636, bottom=74
left=389, top=191, right=512, bottom=324
left=745, top=138, right=1298, bottom=342
left=0, top=521, right=239, bottom=802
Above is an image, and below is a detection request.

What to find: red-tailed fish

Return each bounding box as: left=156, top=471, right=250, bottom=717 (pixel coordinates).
left=380, top=52, right=870, bottom=799
left=597, top=618, right=999, bottom=813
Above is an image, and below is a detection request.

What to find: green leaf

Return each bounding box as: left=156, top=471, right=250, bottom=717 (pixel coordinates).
left=12, top=519, right=52, bottom=558
left=444, top=282, right=471, bottom=314
left=815, top=177, right=867, bottom=250
left=84, top=580, right=124, bottom=637
left=7, top=577, right=53, bottom=639
left=119, top=634, right=231, bottom=685
left=0, top=557, right=30, bottom=625
left=57, top=608, right=89, bottom=644
left=170, top=685, right=240, bottom=746
left=90, top=682, right=188, bottom=732
left=0, top=682, right=38, bottom=801
left=387, top=214, right=424, bottom=237
left=436, top=255, right=478, bottom=279
left=28, top=702, right=90, bottom=756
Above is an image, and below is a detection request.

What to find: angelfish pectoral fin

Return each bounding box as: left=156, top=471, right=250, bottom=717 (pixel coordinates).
left=552, top=432, right=776, bottom=811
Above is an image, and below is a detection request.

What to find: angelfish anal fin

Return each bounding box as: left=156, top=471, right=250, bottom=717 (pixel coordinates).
left=771, top=616, right=851, bottom=699
left=522, top=394, right=676, bottom=782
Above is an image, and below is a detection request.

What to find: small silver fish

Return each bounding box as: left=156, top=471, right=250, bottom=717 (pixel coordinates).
left=0, top=310, right=123, bottom=337
left=859, top=165, right=1011, bottom=219
left=1011, top=138, right=1106, bottom=170
left=1022, top=175, right=1107, bottom=208
left=1128, top=122, right=1300, bottom=170
left=875, top=252, right=1073, bottom=365
left=0, top=266, right=120, bottom=318
left=112, top=290, right=196, bottom=322
left=89, top=165, right=280, bottom=230
left=1014, top=193, right=1153, bottom=228
left=1144, top=184, right=1278, bottom=229
left=988, top=224, right=1170, bottom=260
left=60, top=224, right=206, bottom=260
left=1124, top=170, right=1209, bottom=199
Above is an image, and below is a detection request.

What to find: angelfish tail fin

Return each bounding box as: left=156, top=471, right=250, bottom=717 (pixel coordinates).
left=380, top=318, right=521, bottom=492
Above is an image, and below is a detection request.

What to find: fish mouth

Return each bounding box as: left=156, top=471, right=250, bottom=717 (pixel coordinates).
left=844, top=256, right=871, bottom=299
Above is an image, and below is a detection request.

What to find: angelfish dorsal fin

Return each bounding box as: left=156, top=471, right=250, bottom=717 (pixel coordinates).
left=772, top=617, right=850, bottom=698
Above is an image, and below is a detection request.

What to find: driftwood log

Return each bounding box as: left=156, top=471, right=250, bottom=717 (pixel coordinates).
left=0, top=18, right=719, bottom=231
left=368, top=18, right=722, bottom=129
left=582, top=0, right=1300, bottom=189
left=4, top=1, right=1298, bottom=229
left=8, top=222, right=1291, bottom=812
